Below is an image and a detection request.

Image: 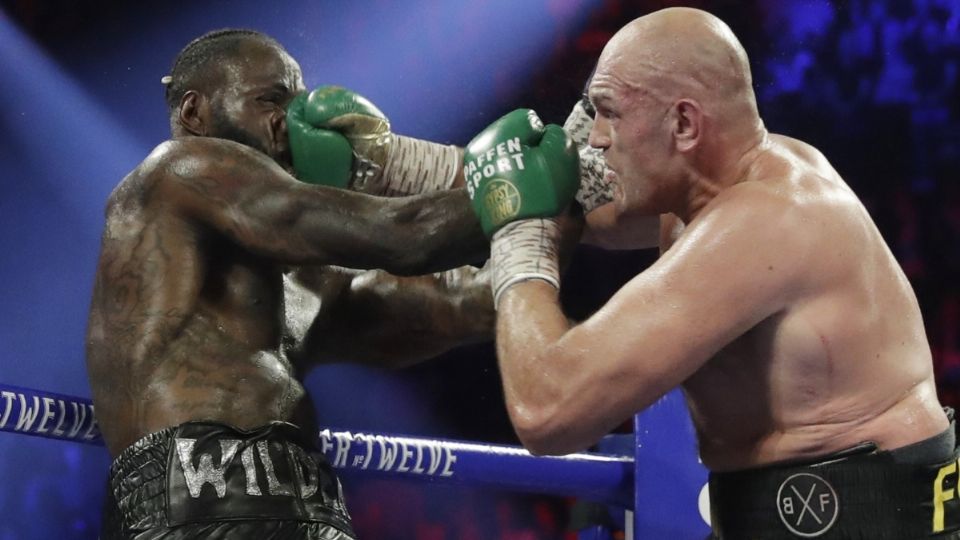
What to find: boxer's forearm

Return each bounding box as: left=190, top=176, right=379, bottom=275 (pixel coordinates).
left=372, top=189, right=489, bottom=275
left=496, top=282, right=597, bottom=455
left=294, top=267, right=493, bottom=368
left=333, top=269, right=493, bottom=368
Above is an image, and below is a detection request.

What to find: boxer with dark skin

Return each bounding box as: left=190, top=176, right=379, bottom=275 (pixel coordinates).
left=85, top=30, right=488, bottom=539
left=86, top=30, right=486, bottom=458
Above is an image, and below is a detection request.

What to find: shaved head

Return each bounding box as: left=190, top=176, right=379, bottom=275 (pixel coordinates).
left=586, top=8, right=768, bottom=220
left=592, top=7, right=758, bottom=125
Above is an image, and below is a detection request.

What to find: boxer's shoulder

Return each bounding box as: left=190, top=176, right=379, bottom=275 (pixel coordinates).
left=689, top=179, right=802, bottom=239
left=137, top=137, right=273, bottom=180
left=697, top=143, right=850, bottom=235
left=667, top=181, right=821, bottom=298
left=124, top=137, right=283, bottom=214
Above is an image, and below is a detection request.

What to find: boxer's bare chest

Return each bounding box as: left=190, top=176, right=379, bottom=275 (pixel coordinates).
left=681, top=308, right=841, bottom=469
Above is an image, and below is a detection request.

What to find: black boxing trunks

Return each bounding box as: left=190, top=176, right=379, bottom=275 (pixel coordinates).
left=99, top=421, right=355, bottom=540
left=708, top=411, right=960, bottom=539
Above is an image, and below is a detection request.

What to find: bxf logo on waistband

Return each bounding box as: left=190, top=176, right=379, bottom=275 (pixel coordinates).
left=776, top=473, right=839, bottom=537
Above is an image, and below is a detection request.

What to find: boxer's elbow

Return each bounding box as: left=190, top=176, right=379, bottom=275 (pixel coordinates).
left=510, top=403, right=582, bottom=456
left=517, top=425, right=583, bottom=457
left=391, top=239, right=456, bottom=275
left=362, top=224, right=437, bottom=275
left=518, top=434, right=567, bottom=457
left=383, top=227, right=483, bottom=276
left=381, top=245, right=434, bottom=276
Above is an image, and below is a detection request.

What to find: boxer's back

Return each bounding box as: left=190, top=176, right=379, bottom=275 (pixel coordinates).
left=86, top=143, right=304, bottom=456
left=683, top=134, right=947, bottom=471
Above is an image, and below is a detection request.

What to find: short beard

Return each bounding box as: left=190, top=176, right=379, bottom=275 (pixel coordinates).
left=209, top=106, right=271, bottom=158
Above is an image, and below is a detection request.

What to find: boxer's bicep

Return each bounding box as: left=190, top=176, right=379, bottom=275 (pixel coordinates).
left=659, top=213, right=685, bottom=254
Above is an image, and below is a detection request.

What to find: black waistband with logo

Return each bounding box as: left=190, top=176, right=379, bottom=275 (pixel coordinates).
left=709, top=422, right=960, bottom=539
left=106, top=421, right=354, bottom=537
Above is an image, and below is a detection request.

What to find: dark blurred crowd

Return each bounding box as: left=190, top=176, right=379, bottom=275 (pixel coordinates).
left=2, top=0, right=957, bottom=538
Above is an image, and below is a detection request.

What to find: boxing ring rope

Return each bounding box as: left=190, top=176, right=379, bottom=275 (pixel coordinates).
left=0, top=382, right=647, bottom=537
left=317, top=428, right=633, bottom=508
left=0, top=381, right=714, bottom=538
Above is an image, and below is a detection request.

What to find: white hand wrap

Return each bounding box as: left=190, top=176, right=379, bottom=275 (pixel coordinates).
left=562, top=100, right=594, bottom=148
left=352, top=134, right=461, bottom=196
left=490, top=218, right=562, bottom=308
left=562, top=101, right=614, bottom=212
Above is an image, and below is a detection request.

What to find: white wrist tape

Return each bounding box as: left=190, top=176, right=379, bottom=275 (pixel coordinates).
left=490, top=219, right=562, bottom=308
left=353, top=134, right=461, bottom=196
left=576, top=145, right=614, bottom=211
left=563, top=101, right=614, bottom=212
left=563, top=100, right=594, bottom=149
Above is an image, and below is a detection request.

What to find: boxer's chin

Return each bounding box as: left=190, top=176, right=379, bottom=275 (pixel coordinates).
left=607, top=173, right=628, bottom=213
left=616, top=187, right=659, bottom=220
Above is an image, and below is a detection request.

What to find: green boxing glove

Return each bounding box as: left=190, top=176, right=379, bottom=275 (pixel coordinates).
left=287, top=86, right=391, bottom=188
left=463, top=109, right=579, bottom=237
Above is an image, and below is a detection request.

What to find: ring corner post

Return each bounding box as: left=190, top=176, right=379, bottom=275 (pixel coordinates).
left=633, top=389, right=711, bottom=539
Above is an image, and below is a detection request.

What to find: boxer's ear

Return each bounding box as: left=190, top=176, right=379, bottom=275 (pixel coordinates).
left=672, top=99, right=702, bottom=153
left=178, top=90, right=210, bottom=136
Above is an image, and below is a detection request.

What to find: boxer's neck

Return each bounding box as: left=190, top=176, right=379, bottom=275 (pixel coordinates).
left=679, top=126, right=769, bottom=223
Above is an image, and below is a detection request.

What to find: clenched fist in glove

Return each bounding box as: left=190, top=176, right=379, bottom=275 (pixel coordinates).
left=288, top=86, right=461, bottom=195
left=463, top=108, right=579, bottom=306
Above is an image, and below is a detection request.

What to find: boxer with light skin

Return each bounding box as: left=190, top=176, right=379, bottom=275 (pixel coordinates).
left=468, top=7, right=958, bottom=539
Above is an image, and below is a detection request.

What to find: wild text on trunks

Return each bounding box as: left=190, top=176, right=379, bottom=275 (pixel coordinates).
left=174, top=438, right=320, bottom=499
